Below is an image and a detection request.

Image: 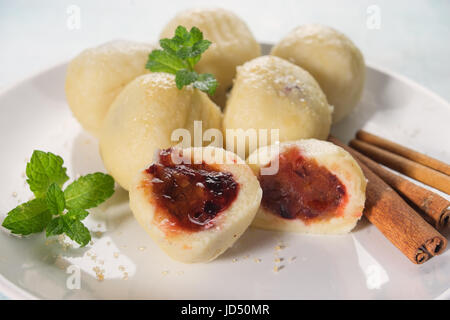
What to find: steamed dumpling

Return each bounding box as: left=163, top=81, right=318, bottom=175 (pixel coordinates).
left=65, top=40, right=156, bottom=136
left=247, top=139, right=366, bottom=234
left=129, top=147, right=262, bottom=263
left=271, top=24, right=365, bottom=123
left=223, top=55, right=332, bottom=159
left=160, top=8, right=261, bottom=107
left=99, top=73, right=222, bottom=190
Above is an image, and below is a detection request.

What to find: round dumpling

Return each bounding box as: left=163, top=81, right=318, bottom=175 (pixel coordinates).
left=271, top=24, right=365, bottom=123
left=65, top=40, right=156, bottom=136
left=247, top=139, right=366, bottom=234
left=160, top=8, right=261, bottom=107
left=223, top=55, right=332, bottom=159
left=99, top=73, right=223, bottom=190
left=129, top=146, right=262, bottom=263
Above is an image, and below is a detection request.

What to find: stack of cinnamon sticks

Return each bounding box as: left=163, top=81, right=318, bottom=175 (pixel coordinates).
left=329, top=130, right=450, bottom=265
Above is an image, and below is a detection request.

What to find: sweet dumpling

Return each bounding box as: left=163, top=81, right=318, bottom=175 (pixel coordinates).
left=99, top=73, right=223, bottom=191
left=271, top=24, right=365, bottom=123
left=223, top=55, right=333, bottom=158
left=65, top=40, right=156, bottom=136
left=129, top=147, right=262, bottom=263
left=160, top=8, right=261, bottom=107
left=247, top=139, right=366, bottom=234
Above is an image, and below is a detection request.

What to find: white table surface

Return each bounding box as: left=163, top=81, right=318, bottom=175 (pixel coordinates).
left=0, top=0, right=449, bottom=299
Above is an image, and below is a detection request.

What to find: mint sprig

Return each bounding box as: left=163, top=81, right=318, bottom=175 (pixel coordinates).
left=146, top=25, right=218, bottom=95
left=26, top=151, right=69, bottom=198
left=2, top=150, right=115, bottom=247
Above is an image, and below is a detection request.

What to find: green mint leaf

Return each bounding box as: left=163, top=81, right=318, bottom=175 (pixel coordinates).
left=47, top=210, right=91, bottom=246
left=64, top=173, right=115, bottom=210
left=193, top=73, right=218, bottom=95
left=46, top=217, right=64, bottom=237
left=46, top=183, right=65, bottom=215
left=145, top=25, right=218, bottom=95
left=61, top=216, right=91, bottom=247
left=146, top=49, right=186, bottom=74
left=173, top=25, right=191, bottom=44
left=26, top=150, right=69, bottom=198
left=159, top=38, right=178, bottom=55
left=175, top=69, right=198, bottom=89
left=2, top=198, right=51, bottom=235
left=189, top=26, right=203, bottom=43
left=190, top=39, right=211, bottom=57
left=65, top=208, right=89, bottom=221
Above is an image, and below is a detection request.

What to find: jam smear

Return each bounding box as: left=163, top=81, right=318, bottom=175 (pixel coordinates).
left=145, top=149, right=239, bottom=232
left=259, top=147, right=347, bottom=224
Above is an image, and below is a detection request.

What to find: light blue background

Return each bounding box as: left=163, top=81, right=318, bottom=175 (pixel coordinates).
left=0, top=0, right=449, bottom=299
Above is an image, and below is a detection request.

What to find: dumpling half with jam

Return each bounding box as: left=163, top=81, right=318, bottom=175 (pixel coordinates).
left=247, top=139, right=366, bottom=234
left=129, top=147, right=262, bottom=263
left=160, top=8, right=261, bottom=107
left=66, top=40, right=157, bottom=136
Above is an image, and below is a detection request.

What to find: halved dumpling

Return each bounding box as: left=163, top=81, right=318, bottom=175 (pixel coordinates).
left=65, top=40, right=156, bottom=136
left=129, top=147, right=262, bottom=263
left=247, top=140, right=366, bottom=234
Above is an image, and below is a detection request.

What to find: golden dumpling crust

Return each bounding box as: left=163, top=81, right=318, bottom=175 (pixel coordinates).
left=272, top=24, right=365, bottom=123
left=160, top=8, right=261, bottom=107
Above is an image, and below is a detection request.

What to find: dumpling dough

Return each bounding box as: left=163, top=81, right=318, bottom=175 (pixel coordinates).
left=223, top=55, right=332, bottom=158
left=160, top=8, right=261, bottom=107
left=65, top=40, right=156, bottom=136
left=129, top=147, right=262, bottom=263
left=271, top=24, right=365, bottom=123
left=247, top=139, right=366, bottom=234
left=99, top=73, right=223, bottom=190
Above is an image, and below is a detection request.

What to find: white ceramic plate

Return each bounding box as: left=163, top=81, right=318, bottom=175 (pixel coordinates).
left=1, top=44, right=449, bottom=300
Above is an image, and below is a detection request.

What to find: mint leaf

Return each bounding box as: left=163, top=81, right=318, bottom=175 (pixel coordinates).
left=65, top=208, right=89, bottom=221
left=46, top=183, right=65, bottom=215
left=146, top=25, right=217, bottom=95
left=46, top=209, right=90, bottom=246
left=46, top=217, right=64, bottom=237
left=26, top=151, right=69, bottom=198
left=61, top=215, right=91, bottom=247
left=193, top=73, right=218, bottom=95
left=5, top=150, right=116, bottom=249
left=64, top=173, right=115, bottom=210
left=146, top=49, right=187, bottom=74
left=2, top=198, right=51, bottom=235
left=175, top=69, right=199, bottom=89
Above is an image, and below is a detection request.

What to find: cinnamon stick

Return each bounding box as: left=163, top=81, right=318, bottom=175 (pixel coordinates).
left=350, top=139, right=450, bottom=194
left=329, top=136, right=447, bottom=264
left=356, top=130, right=450, bottom=176
left=350, top=147, right=450, bottom=229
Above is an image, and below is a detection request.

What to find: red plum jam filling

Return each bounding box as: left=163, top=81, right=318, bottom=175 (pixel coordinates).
left=258, top=147, right=347, bottom=224
left=145, top=149, right=239, bottom=232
